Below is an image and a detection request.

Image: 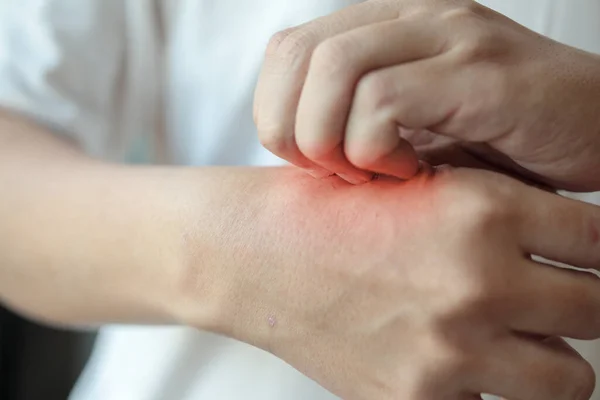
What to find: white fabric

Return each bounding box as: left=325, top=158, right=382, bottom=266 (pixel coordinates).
left=0, top=1, right=599, bottom=399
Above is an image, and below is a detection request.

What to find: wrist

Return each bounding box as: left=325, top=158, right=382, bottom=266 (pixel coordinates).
left=169, top=167, right=338, bottom=351
left=166, top=167, right=294, bottom=345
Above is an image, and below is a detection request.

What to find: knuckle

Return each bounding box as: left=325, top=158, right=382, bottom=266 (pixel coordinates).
left=443, top=272, right=492, bottom=317
left=344, top=139, right=376, bottom=170
left=397, top=0, right=451, bottom=20
left=345, top=150, right=373, bottom=171
left=355, top=71, right=418, bottom=128
left=440, top=5, right=500, bottom=62
left=429, top=273, right=497, bottom=334
left=450, top=186, right=506, bottom=229
left=344, top=72, right=399, bottom=169
left=467, top=191, right=509, bottom=229
left=266, top=28, right=315, bottom=68
left=265, top=28, right=296, bottom=56
left=344, top=126, right=393, bottom=171
left=440, top=3, right=482, bottom=23
left=454, top=31, right=498, bottom=62
left=419, top=333, right=476, bottom=384
left=296, top=136, right=333, bottom=162
left=355, top=71, right=395, bottom=113
left=258, top=124, right=293, bottom=155
left=311, top=37, right=355, bottom=77
left=436, top=171, right=517, bottom=231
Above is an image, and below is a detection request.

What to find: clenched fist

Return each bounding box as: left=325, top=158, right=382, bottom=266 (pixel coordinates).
left=255, top=0, right=600, bottom=191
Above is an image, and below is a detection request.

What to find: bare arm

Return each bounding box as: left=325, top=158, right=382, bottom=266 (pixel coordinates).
left=3, top=111, right=600, bottom=399
left=0, top=111, right=280, bottom=337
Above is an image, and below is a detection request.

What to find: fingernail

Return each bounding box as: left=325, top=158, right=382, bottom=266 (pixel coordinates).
left=337, top=173, right=372, bottom=185
left=306, top=168, right=334, bottom=179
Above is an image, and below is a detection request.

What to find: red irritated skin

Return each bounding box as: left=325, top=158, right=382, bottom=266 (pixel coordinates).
left=178, top=164, right=600, bottom=400
left=2, top=113, right=600, bottom=400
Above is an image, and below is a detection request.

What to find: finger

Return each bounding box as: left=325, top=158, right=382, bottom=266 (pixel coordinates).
left=254, top=2, right=398, bottom=178
left=497, top=337, right=581, bottom=400
left=516, top=187, right=600, bottom=271
left=343, top=57, right=460, bottom=176
left=254, top=26, right=331, bottom=178
left=509, top=259, right=600, bottom=340
left=295, top=17, right=449, bottom=180
left=414, top=141, right=557, bottom=192
left=471, top=336, right=595, bottom=400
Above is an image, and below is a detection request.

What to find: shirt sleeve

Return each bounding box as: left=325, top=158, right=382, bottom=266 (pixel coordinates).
left=0, top=0, right=126, bottom=157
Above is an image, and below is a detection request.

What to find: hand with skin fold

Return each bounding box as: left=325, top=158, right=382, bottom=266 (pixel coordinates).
left=205, top=166, right=600, bottom=400
left=254, top=0, right=600, bottom=191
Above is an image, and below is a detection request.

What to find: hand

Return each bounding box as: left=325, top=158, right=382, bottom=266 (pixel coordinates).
left=209, top=166, right=600, bottom=400
left=254, top=0, right=600, bottom=191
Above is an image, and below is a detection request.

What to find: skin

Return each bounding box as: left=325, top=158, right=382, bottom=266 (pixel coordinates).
left=255, top=0, right=600, bottom=191
left=3, top=112, right=600, bottom=399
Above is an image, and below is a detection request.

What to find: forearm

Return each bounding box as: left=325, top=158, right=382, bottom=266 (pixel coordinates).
left=0, top=112, right=293, bottom=336
left=0, top=114, right=184, bottom=325
left=0, top=111, right=436, bottom=358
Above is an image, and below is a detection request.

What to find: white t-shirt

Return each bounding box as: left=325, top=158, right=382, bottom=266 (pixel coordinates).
left=1, top=1, right=599, bottom=399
